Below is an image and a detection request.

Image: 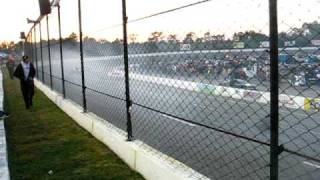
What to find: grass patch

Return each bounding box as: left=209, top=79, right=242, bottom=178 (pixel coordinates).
left=3, top=70, right=144, bottom=180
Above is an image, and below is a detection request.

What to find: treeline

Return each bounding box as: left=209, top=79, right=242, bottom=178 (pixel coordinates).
left=30, top=21, right=320, bottom=56
left=0, top=41, right=22, bottom=53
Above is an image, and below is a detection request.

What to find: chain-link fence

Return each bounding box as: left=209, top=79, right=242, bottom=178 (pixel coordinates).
left=24, top=0, right=320, bottom=179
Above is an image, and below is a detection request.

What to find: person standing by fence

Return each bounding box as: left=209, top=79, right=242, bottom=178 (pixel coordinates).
left=6, top=54, right=16, bottom=79
left=13, top=55, right=36, bottom=109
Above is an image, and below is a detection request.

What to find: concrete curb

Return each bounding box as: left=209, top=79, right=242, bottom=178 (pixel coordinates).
left=34, top=79, right=209, bottom=180
left=0, top=72, right=10, bottom=180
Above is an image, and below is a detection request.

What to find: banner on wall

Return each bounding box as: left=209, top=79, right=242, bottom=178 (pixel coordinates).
left=305, top=98, right=320, bottom=111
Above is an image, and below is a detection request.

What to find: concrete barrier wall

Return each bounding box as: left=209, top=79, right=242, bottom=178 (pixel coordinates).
left=34, top=80, right=209, bottom=180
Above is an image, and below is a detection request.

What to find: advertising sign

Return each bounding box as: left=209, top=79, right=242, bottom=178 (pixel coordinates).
left=260, top=41, right=270, bottom=48
left=284, top=41, right=296, bottom=47
left=180, top=44, right=191, bottom=51
left=233, top=42, right=245, bottom=49
left=311, top=39, right=320, bottom=46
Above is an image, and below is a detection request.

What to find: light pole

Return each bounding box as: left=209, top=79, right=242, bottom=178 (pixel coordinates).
left=27, top=18, right=39, bottom=79
left=39, top=20, right=44, bottom=83
left=46, top=15, right=53, bottom=89
left=19, top=32, right=26, bottom=56
left=77, top=0, right=87, bottom=112
left=53, top=0, right=66, bottom=98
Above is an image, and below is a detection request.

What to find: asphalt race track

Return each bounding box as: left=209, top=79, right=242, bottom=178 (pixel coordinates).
left=38, top=51, right=320, bottom=180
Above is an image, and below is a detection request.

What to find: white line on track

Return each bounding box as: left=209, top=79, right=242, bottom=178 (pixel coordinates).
left=161, top=114, right=196, bottom=127
left=303, top=161, right=320, bottom=169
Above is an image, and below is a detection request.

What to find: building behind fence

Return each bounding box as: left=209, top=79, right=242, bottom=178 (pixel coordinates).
left=24, top=0, right=320, bottom=179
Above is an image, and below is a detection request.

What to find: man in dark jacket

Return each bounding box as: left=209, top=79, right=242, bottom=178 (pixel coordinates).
left=13, top=55, right=36, bottom=109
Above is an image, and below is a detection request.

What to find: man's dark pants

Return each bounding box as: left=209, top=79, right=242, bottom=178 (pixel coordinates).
left=20, top=80, right=34, bottom=108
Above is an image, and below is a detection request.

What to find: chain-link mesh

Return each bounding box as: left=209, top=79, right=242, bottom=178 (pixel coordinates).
left=59, top=0, right=83, bottom=106
left=36, top=22, right=44, bottom=83
left=41, top=15, right=51, bottom=88
left=48, top=8, right=63, bottom=94
left=81, top=0, right=127, bottom=130
left=23, top=0, right=320, bottom=179
left=126, top=1, right=271, bottom=179
left=277, top=1, right=320, bottom=179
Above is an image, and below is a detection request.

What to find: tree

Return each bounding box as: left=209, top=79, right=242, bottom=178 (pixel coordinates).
left=129, top=33, right=138, bottom=43
left=183, top=32, right=196, bottom=43
left=195, top=37, right=203, bottom=43
left=167, top=34, right=179, bottom=43
left=148, top=31, right=164, bottom=42
left=232, top=32, right=244, bottom=41
left=112, top=38, right=123, bottom=44
left=302, top=21, right=320, bottom=40
left=278, top=21, right=320, bottom=47
left=0, top=42, right=8, bottom=49
left=212, top=34, right=225, bottom=41
left=66, top=32, right=78, bottom=42
left=98, top=39, right=108, bottom=44
left=204, top=32, right=211, bottom=41
left=287, top=28, right=301, bottom=38
left=83, top=36, right=97, bottom=43
left=278, top=32, right=288, bottom=47
left=232, top=30, right=268, bottom=48
left=0, top=41, right=20, bottom=51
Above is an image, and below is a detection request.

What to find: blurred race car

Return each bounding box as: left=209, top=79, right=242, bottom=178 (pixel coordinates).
left=220, top=79, right=257, bottom=90
left=289, top=75, right=306, bottom=86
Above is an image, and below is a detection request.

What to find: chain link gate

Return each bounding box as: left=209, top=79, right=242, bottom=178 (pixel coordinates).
left=24, top=0, right=320, bottom=179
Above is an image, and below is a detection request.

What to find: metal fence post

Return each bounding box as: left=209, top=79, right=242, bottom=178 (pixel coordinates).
left=33, top=26, right=39, bottom=79
left=46, top=15, right=53, bottom=89
left=30, top=33, right=33, bottom=64
left=39, top=21, right=45, bottom=83
left=78, top=0, right=87, bottom=112
left=27, top=33, right=30, bottom=58
left=57, top=4, right=66, bottom=98
left=28, top=34, right=31, bottom=55
left=269, top=0, right=280, bottom=179
left=122, top=0, right=133, bottom=141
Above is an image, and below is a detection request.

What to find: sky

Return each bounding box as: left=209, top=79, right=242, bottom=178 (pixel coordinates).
left=0, top=0, right=319, bottom=42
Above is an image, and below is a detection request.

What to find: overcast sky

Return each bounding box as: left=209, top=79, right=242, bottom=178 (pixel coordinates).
left=0, top=0, right=319, bottom=42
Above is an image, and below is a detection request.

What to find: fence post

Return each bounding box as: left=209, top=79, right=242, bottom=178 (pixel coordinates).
left=39, top=21, right=45, bottom=83
left=57, top=4, right=66, bottom=98
left=78, top=0, right=87, bottom=112
left=46, top=15, right=53, bottom=89
left=33, top=26, right=39, bottom=79
left=269, top=0, right=280, bottom=179
left=122, top=0, right=133, bottom=141
left=27, top=31, right=33, bottom=60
